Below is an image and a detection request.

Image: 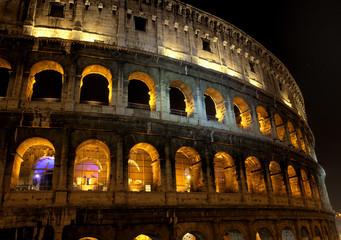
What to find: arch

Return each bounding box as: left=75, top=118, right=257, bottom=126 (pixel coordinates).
left=311, top=175, right=320, bottom=199
left=301, top=169, right=312, bottom=198
left=204, top=88, right=225, bottom=123
left=134, top=234, right=153, bottom=240
left=287, top=121, right=299, bottom=149
left=269, top=161, right=286, bottom=195
left=233, top=97, right=252, bottom=129
left=182, top=232, right=207, bottom=240
left=314, top=226, right=322, bottom=240
left=80, top=74, right=110, bottom=104
left=27, top=60, right=64, bottom=100
left=256, top=228, right=273, bottom=240
left=11, top=137, right=55, bottom=190
left=81, top=65, right=113, bottom=105
left=274, top=114, right=285, bottom=141
left=79, top=238, right=99, bottom=240
left=213, top=152, right=238, bottom=193
left=287, top=165, right=301, bottom=197
left=281, top=227, right=296, bottom=240
left=128, top=72, right=156, bottom=111
left=224, top=229, right=244, bottom=240
left=256, top=106, right=271, bottom=135
left=304, top=135, right=312, bottom=155
left=0, top=58, right=11, bottom=97
left=297, top=129, right=307, bottom=153
left=169, top=80, right=194, bottom=117
left=245, top=156, right=266, bottom=194
left=128, top=143, right=161, bottom=192
left=175, top=147, right=203, bottom=192
left=73, top=139, right=110, bottom=191
left=301, top=226, right=311, bottom=240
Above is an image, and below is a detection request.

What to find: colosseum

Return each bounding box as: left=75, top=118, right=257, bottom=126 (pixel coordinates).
left=0, top=0, right=337, bottom=239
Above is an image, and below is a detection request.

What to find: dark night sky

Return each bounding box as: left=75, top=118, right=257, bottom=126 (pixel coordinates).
left=182, top=0, right=341, bottom=212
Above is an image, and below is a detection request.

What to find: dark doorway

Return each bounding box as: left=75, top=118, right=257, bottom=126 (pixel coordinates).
left=31, top=70, right=62, bottom=101
left=80, top=74, right=109, bottom=104
left=169, top=87, right=186, bottom=116
left=128, top=80, right=150, bottom=110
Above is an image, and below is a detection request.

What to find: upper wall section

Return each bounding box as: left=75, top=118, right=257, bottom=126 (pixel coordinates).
left=0, top=0, right=306, bottom=121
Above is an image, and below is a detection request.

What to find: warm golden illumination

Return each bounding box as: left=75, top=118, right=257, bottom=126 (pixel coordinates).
left=287, top=121, right=299, bottom=149
left=287, top=165, right=301, bottom=197
left=297, top=129, right=307, bottom=153
left=213, top=152, right=238, bottom=193
left=169, top=80, right=194, bottom=117
left=128, top=143, right=161, bottom=192
left=0, top=57, right=11, bottom=69
left=128, top=72, right=156, bottom=111
left=269, top=161, right=286, bottom=196
left=81, top=65, right=113, bottom=105
left=256, top=106, right=271, bottom=136
left=27, top=60, right=64, bottom=100
left=175, top=147, right=203, bottom=192
left=74, top=139, right=110, bottom=191
left=134, top=235, right=152, bottom=240
left=233, top=97, right=252, bottom=129
left=182, top=233, right=196, bottom=240
left=274, top=114, right=285, bottom=141
left=245, top=156, right=266, bottom=194
left=204, top=88, right=226, bottom=123
left=301, top=169, right=312, bottom=198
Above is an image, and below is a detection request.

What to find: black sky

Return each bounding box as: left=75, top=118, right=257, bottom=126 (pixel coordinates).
left=182, top=0, right=341, bottom=212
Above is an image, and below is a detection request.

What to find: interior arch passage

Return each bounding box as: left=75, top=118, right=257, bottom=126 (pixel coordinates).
left=233, top=97, right=252, bottom=129
left=256, top=105, right=272, bottom=136
left=169, top=80, right=194, bottom=117
left=175, top=147, right=203, bottom=192
left=204, top=88, right=225, bottom=123
left=0, top=58, right=11, bottom=97
left=269, top=161, right=286, bottom=196
left=245, top=156, right=266, bottom=194
left=128, top=143, right=161, bottom=192
left=287, top=165, right=301, bottom=197
left=73, top=139, right=110, bottom=191
left=213, top=152, right=238, bottom=193
left=274, top=113, right=285, bottom=141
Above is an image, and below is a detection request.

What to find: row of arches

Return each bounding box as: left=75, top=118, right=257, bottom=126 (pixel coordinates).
left=11, top=137, right=320, bottom=202
left=0, top=58, right=312, bottom=156
left=75, top=224, right=329, bottom=240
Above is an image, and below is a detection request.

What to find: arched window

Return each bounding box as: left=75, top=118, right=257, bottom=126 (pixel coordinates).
left=287, top=121, right=299, bottom=149
left=134, top=235, right=153, bottom=240
left=287, top=165, right=301, bottom=197
left=256, top=106, right=271, bottom=135
left=169, top=80, right=194, bottom=117
left=182, top=232, right=207, bottom=240
left=245, top=156, right=266, bottom=194
left=27, top=60, right=64, bottom=101
left=12, top=137, right=55, bottom=191
left=301, top=226, right=311, bottom=240
left=233, top=97, right=251, bottom=129
left=128, top=143, right=161, bottom=192
left=224, top=229, right=244, bottom=240
left=256, top=228, right=273, bottom=240
left=128, top=72, right=156, bottom=111
left=213, top=152, right=238, bottom=193
left=297, top=129, right=307, bottom=153
left=269, top=161, right=286, bottom=196
left=73, top=140, right=110, bottom=191
left=204, top=88, right=225, bottom=123
left=301, top=169, right=312, bottom=198
left=175, top=147, right=203, bottom=192
left=0, top=58, right=11, bottom=98
left=274, top=114, right=285, bottom=141
left=80, top=65, right=112, bottom=105
left=281, top=227, right=296, bottom=240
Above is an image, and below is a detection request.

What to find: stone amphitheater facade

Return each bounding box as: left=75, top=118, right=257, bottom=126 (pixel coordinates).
left=0, top=0, right=337, bottom=239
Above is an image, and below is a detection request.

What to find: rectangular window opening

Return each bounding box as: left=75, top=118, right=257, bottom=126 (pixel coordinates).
left=49, top=3, right=64, bottom=18
left=202, top=38, right=211, bottom=52
left=135, top=16, right=147, bottom=31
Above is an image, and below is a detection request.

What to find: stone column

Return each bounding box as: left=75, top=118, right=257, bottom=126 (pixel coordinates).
left=204, top=145, right=215, bottom=193
left=263, top=162, right=274, bottom=204
left=282, top=166, right=293, bottom=205
left=0, top=127, right=11, bottom=204
left=115, top=134, right=124, bottom=191
left=164, top=137, right=173, bottom=191
left=237, top=155, right=248, bottom=194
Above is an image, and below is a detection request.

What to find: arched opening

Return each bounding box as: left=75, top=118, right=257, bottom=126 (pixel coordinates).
left=27, top=60, right=64, bottom=101
left=245, top=156, right=266, bottom=194
left=134, top=234, right=152, bottom=240
left=80, top=65, right=112, bottom=105
left=73, top=140, right=110, bottom=191
left=128, top=143, right=161, bottom=192
left=274, top=114, right=285, bottom=141
left=175, top=147, right=203, bottom=192
left=256, top=228, right=273, bottom=240
left=256, top=106, right=272, bottom=135
left=311, top=175, right=320, bottom=199
left=281, top=227, right=296, bottom=240
left=11, top=137, right=55, bottom=190
left=0, top=58, right=11, bottom=98
left=269, top=161, right=286, bottom=196
left=128, top=72, right=156, bottom=111
left=80, top=74, right=109, bottom=104
left=305, top=136, right=312, bottom=155
left=297, top=129, right=307, bottom=153
left=43, top=226, right=54, bottom=240
left=287, top=165, right=301, bottom=197
left=204, top=88, right=225, bottom=123
left=79, top=238, right=99, bottom=240
left=301, top=169, right=312, bottom=198
left=233, top=97, right=251, bottom=129
left=182, top=232, right=207, bottom=240
left=213, top=152, right=238, bottom=193
left=224, top=229, right=244, bottom=240
left=169, top=80, right=194, bottom=117
left=301, top=226, right=311, bottom=240
left=314, top=226, right=322, bottom=240
left=287, top=121, right=299, bottom=149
